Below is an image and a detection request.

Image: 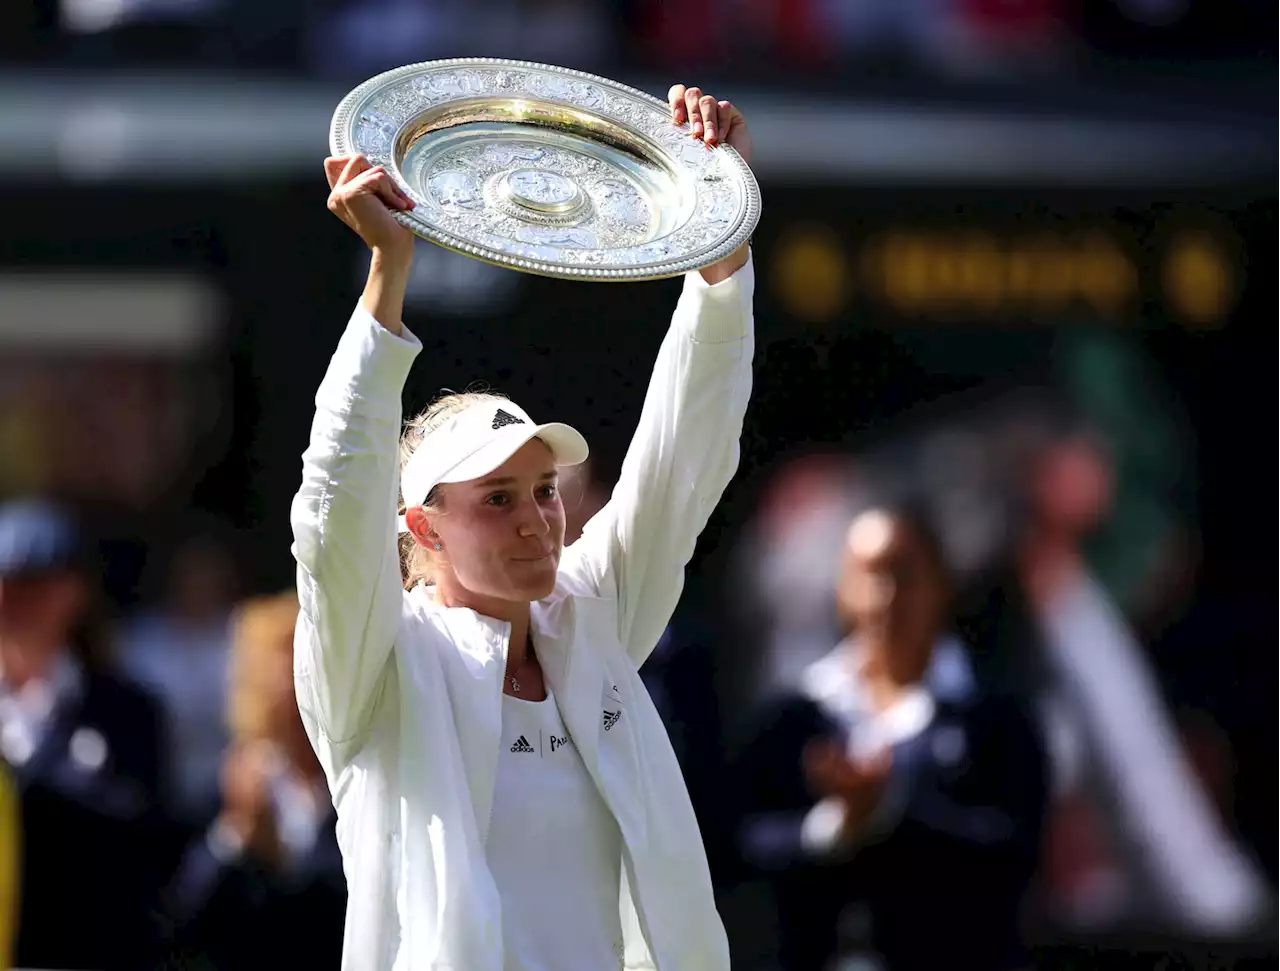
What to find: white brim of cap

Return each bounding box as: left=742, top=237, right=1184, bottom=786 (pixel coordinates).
left=439, top=421, right=589, bottom=484
left=397, top=422, right=589, bottom=533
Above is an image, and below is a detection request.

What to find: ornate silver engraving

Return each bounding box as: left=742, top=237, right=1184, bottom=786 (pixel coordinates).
left=595, top=179, right=649, bottom=227
left=330, top=58, right=761, bottom=281
left=490, top=70, right=528, bottom=92
left=486, top=145, right=549, bottom=167
left=427, top=171, right=483, bottom=212
left=507, top=170, right=579, bottom=208
left=412, top=69, right=484, bottom=101
left=485, top=165, right=592, bottom=227
left=355, top=111, right=397, bottom=156
left=530, top=74, right=607, bottom=110
left=513, top=226, right=599, bottom=249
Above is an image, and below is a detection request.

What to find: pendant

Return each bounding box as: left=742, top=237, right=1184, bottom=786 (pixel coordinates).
left=510, top=676, right=521, bottom=693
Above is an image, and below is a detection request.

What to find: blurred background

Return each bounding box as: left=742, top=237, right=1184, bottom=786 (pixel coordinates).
left=0, top=1, right=1275, bottom=969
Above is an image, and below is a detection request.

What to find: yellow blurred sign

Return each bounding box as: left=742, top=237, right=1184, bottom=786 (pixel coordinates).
left=771, top=223, right=849, bottom=323
left=1162, top=230, right=1235, bottom=329
left=771, top=224, right=1237, bottom=326
left=869, top=230, right=1137, bottom=317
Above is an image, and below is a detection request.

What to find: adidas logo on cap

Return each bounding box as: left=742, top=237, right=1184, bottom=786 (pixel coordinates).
left=492, top=409, right=525, bottom=430
left=602, top=710, right=621, bottom=732
left=510, top=735, right=535, bottom=753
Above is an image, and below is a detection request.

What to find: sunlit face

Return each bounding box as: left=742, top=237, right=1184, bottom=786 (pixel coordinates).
left=415, top=438, right=566, bottom=605
left=836, top=510, right=948, bottom=680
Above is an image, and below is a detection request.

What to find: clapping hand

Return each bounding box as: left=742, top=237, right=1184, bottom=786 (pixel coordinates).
left=217, top=741, right=283, bottom=864
left=803, top=738, right=893, bottom=839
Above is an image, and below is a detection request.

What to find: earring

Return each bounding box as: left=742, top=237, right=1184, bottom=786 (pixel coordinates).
left=434, top=542, right=442, bottom=551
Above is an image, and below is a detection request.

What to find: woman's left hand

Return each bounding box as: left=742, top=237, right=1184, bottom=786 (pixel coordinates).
left=667, top=84, right=752, bottom=164
left=669, top=84, right=754, bottom=283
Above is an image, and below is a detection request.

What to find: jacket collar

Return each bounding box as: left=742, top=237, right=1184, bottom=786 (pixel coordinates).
left=800, top=632, right=977, bottom=723
left=411, top=585, right=607, bottom=775
left=532, top=594, right=606, bottom=775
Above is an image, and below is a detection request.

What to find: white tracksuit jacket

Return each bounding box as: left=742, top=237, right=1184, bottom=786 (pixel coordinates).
left=291, top=256, right=755, bottom=970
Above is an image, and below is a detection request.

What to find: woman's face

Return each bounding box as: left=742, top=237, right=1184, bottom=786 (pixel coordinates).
left=424, top=438, right=566, bottom=605
left=836, top=510, right=948, bottom=679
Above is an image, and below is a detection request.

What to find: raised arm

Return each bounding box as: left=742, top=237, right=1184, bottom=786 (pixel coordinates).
left=561, top=85, right=756, bottom=666
left=291, top=156, right=419, bottom=750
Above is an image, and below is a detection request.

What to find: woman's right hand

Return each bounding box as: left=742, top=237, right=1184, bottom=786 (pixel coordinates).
left=324, top=154, right=416, bottom=263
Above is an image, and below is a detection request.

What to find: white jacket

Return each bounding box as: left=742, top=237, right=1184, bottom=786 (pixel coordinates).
left=291, top=256, right=755, bottom=971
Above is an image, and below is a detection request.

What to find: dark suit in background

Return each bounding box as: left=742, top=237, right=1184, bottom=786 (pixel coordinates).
left=5, top=660, right=172, bottom=971
left=156, top=804, right=346, bottom=971
left=735, top=641, right=1048, bottom=971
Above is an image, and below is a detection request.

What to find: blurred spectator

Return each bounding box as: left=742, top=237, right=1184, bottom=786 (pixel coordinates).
left=1075, top=0, right=1276, bottom=60
left=726, top=453, right=866, bottom=709
left=157, top=589, right=345, bottom=971
left=118, top=525, right=239, bottom=823
left=993, top=406, right=1270, bottom=938
left=59, top=0, right=225, bottom=34
left=735, top=504, right=1048, bottom=971
left=627, top=0, right=1072, bottom=76
left=931, top=0, right=1073, bottom=75
left=0, top=497, right=170, bottom=971
left=305, top=0, right=616, bottom=80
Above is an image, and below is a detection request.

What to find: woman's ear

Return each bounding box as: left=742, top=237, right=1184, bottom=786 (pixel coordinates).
left=404, top=506, right=434, bottom=547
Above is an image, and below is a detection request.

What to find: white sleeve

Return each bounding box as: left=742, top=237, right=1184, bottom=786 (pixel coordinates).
left=561, top=254, right=755, bottom=666
left=291, top=305, right=421, bottom=746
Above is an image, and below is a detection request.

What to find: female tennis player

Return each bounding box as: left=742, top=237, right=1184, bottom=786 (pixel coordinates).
left=292, top=84, right=754, bottom=970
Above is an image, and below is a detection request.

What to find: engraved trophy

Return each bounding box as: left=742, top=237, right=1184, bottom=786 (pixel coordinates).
left=330, top=58, right=761, bottom=281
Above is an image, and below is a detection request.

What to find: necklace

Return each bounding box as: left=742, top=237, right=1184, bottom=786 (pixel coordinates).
left=508, top=633, right=533, bottom=695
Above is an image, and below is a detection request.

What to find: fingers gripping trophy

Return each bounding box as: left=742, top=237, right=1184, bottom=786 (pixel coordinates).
left=295, top=60, right=759, bottom=970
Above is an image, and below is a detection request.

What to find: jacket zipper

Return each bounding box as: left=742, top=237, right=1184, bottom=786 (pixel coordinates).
left=478, top=623, right=510, bottom=846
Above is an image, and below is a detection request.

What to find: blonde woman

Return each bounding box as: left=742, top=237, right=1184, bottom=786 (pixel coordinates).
left=292, top=85, right=755, bottom=971
left=220, top=591, right=334, bottom=873
left=161, top=591, right=346, bottom=971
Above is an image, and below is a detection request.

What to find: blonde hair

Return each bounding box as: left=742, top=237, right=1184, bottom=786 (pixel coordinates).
left=397, top=390, right=510, bottom=589
left=227, top=590, right=300, bottom=744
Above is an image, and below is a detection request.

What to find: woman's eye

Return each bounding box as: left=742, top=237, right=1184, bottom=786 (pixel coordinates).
left=485, top=493, right=510, bottom=507
left=538, top=484, right=559, bottom=500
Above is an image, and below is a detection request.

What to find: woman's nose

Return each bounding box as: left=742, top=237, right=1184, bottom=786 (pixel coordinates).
left=517, top=501, right=551, bottom=538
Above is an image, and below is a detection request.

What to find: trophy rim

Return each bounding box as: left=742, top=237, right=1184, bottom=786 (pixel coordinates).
left=329, top=57, right=761, bottom=282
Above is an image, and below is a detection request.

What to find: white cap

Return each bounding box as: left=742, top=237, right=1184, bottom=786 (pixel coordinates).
left=398, top=399, right=589, bottom=533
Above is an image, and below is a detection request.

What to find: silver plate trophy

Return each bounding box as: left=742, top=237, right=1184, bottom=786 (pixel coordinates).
left=330, top=58, right=761, bottom=281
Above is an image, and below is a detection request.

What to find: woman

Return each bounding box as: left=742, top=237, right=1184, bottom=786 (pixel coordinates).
left=292, top=86, right=755, bottom=970
left=734, top=504, right=1048, bottom=971
left=160, top=590, right=345, bottom=971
